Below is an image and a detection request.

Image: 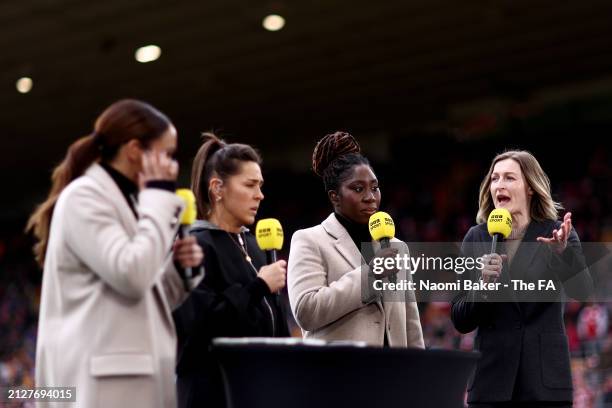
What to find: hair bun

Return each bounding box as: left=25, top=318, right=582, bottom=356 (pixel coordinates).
left=312, top=131, right=360, bottom=177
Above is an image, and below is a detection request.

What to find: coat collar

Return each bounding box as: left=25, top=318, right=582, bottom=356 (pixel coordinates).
left=322, top=213, right=367, bottom=269
left=85, top=163, right=138, bottom=230
left=508, top=219, right=552, bottom=278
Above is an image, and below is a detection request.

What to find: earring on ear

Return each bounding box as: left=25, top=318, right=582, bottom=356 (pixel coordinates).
left=216, top=196, right=221, bottom=202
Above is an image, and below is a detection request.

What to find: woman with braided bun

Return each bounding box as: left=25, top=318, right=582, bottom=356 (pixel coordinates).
left=287, top=131, right=424, bottom=347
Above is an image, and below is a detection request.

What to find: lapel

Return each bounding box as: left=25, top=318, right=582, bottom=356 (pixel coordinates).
left=321, top=213, right=364, bottom=270
left=321, top=213, right=384, bottom=312
left=508, top=221, right=548, bottom=281
left=85, top=164, right=175, bottom=327
left=85, top=164, right=138, bottom=234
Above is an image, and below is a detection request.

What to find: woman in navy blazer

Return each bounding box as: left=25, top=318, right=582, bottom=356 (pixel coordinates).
left=451, top=150, right=592, bottom=408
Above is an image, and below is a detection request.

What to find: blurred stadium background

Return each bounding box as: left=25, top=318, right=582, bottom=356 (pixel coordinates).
left=0, top=0, right=610, bottom=406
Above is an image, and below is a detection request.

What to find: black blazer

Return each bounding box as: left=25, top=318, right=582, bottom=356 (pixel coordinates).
left=173, top=223, right=290, bottom=408
left=451, top=219, right=592, bottom=404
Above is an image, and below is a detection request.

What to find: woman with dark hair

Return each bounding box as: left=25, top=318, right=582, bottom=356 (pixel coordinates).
left=451, top=150, right=593, bottom=407
left=173, top=133, right=289, bottom=408
left=287, top=131, right=424, bottom=347
left=28, top=99, right=203, bottom=408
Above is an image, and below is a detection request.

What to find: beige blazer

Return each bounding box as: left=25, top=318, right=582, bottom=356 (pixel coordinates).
left=287, top=213, right=424, bottom=348
left=35, top=164, right=201, bottom=408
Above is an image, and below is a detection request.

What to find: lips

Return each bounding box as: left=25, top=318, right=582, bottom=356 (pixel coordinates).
left=361, top=208, right=377, bottom=215
left=496, top=194, right=510, bottom=205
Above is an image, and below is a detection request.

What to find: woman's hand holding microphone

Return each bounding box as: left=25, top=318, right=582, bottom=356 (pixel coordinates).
left=480, top=253, right=508, bottom=283
left=258, top=261, right=287, bottom=293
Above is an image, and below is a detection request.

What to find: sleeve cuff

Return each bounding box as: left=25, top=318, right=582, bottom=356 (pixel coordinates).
left=248, top=277, right=271, bottom=300
left=145, top=180, right=177, bottom=192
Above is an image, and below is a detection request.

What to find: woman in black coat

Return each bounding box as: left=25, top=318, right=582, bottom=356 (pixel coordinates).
left=173, top=133, right=289, bottom=408
left=451, top=150, right=592, bottom=408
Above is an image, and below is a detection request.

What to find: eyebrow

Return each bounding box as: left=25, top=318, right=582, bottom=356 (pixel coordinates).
left=349, top=179, right=378, bottom=184
left=491, top=171, right=518, bottom=176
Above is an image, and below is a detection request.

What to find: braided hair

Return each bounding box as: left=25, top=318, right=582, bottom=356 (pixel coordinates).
left=311, top=131, right=370, bottom=192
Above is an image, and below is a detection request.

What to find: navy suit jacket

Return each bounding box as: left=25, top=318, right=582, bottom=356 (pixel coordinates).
left=451, top=219, right=592, bottom=403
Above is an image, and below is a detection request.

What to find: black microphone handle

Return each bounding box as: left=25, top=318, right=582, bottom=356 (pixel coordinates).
left=264, top=250, right=283, bottom=311
left=490, top=234, right=499, bottom=254
left=489, top=233, right=502, bottom=284
left=266, top=250, right=277, bottom=264
left=177, top=225, right=205, bottom=291
left=178, top=226, right=193, bottom=280
left=380, top=237, right=390, bottom=249
left=379, top=237, right=396, bottom=283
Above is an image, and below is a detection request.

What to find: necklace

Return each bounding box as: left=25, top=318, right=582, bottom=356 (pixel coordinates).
left=224, top=231, right=277, bottom=336
left=227, top=231, right=253, bottom=264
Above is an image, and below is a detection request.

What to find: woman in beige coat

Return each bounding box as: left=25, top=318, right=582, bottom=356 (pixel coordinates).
left=28, top=99, right=203, bottom=408
left=287, top=131, right=424, bottom=348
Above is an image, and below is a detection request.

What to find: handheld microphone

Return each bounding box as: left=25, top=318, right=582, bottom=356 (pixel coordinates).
left=256, top=219, right=284, bottom=304
left=176, top=189, right=199, bottom=290
left=255, top=218, right=284, bottom=264
left=487, top=208, right=512, bottom=254
left=368, top=211, right=397, bottom=283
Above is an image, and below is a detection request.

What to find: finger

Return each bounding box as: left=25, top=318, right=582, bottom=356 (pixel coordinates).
left=180, top=236, right=196, bottom=244
left=552, top=229, right=559, bottom=242
left=169, top=160, right=179, bottom=180
left=176, top=246, right=202, bottom=257
left=557, top=228, right=564, bottom=241
left=500, top=254, right=508, bottom=262
left=157, top=153, right=168, bottom=178
left=141, top=152, right=151, bottom=177
left=175, top=248, right=199, bottom=257
left=138, top=172, right=145, bottom=191
left=537, top=237, right=554, bottom=243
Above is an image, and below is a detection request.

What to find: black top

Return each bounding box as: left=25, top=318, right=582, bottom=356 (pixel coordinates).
left=451, top=219, right=592, bottom=404
left=173, top=221, right=290, bottom=377
left=334, top=212, right=375, bottom=263
left=100, top=162, right=175, bottom=218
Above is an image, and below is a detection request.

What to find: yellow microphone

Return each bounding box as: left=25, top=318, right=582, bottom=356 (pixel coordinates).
left=368, top=211, right=397, bottom=283
left=255, top=218, right=284, bottom=264
left=369, top=211, right=395, bottom=248
left=487, top=208, right=512, bottom=254
left=176, top=189, right=198, bottom=289
left=176, top=188, right=197, bottom=228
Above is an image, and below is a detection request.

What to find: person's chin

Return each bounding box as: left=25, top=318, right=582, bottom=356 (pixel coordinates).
left=243, top=214, right=256, bottom=226
left=356, top=213, right=371, bottom=225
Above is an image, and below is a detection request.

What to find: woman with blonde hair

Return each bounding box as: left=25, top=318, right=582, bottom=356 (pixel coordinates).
left=451, top=150, right=592, bottom=407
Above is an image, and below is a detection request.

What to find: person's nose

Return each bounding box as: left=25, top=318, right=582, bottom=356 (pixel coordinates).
left=363, top=191, right=375, bottom=202
left=255, top=186, right=264, bottom=201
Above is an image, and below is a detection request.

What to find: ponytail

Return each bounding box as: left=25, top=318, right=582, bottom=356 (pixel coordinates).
left=191, top=132, right=262, bottom=220
left=26, top=134, right=100, bottom=266
left=191, top=133, right=226, bottom=219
